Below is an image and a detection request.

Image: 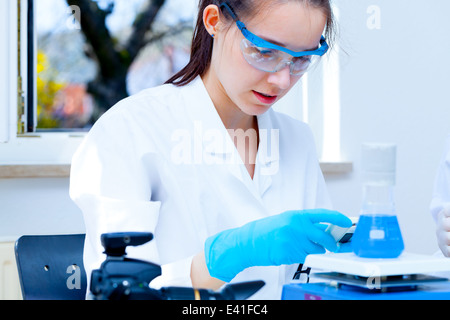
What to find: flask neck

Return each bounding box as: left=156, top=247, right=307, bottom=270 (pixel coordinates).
left=361, top=184, right=395, bottom=215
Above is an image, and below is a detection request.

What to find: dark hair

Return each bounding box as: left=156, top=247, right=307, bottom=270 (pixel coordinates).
left=165, top=0, right=336, bottom=87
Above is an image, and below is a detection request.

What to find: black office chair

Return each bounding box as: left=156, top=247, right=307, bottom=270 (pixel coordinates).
left=15, top=234, right=87, bottom=300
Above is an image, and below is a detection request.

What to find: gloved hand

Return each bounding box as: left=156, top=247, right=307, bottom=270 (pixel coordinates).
left=205, top=209, right=352, bottom=282
left=436, top=204, right=450, bottom=257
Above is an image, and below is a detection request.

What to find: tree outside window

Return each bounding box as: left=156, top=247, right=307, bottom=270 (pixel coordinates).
left=36, top=0, right=195, bottom=130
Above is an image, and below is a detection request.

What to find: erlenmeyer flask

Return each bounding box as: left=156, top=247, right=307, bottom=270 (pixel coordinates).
left=352, top=143, right=404, bottom=258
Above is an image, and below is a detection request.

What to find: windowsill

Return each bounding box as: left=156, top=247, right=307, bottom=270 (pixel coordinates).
left=0, top=164, right=71, bottom=178
left=0, top=162, right=353, bottom=179
left=320, top=161, right=353, bottom=175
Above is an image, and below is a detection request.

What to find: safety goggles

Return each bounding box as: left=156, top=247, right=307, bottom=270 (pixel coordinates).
left=219, top=2, right=329, bottom=76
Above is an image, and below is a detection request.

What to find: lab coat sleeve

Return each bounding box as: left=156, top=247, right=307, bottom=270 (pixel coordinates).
left=69, top=104, right=188, bottom=288
left=430, top=135, right=450, bottom=221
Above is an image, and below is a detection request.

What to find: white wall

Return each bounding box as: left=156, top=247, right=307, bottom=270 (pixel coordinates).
left=0, top=178, right=84, bottom=242
left=325, top=0, right=450, bottom=254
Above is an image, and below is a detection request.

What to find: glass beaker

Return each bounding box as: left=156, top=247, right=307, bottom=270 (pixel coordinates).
left=351, top=143, right=404, bottom=258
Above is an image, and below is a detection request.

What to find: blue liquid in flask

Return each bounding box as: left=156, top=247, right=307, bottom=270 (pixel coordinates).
left=352, top=214, right=404, bottom=258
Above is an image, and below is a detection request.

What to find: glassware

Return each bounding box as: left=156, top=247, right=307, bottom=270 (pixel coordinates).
left=352, top=143, right=404, bottom=258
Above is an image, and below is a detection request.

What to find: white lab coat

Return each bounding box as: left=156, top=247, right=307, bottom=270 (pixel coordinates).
left=430, top=134, right=450, bottom=280
left=69, top=76, right=332, bottom=300
left=431, top=134, right=450, bottom=222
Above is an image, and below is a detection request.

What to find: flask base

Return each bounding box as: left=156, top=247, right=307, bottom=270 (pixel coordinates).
left=351, top=214, right=404, bottom=259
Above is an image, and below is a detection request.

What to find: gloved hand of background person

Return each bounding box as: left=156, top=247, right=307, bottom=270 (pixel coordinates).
left=205, top=209, right=352, bottom=282
left=436, top=204, right=450, bottom=257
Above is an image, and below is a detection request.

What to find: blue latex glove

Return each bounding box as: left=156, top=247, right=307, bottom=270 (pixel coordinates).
left=205, top=209, right=352, bottom=282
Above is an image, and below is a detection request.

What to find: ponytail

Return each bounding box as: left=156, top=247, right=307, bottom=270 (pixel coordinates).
left=165, top=1, right=217, bottom=86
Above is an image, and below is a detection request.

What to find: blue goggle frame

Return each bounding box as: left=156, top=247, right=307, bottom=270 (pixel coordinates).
left=219, top=2, right=329, bottom=58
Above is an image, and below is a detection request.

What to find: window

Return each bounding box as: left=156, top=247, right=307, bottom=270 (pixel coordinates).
left=23, top=0, right=195, bottom=133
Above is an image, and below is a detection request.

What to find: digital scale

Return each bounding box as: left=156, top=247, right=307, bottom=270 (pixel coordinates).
left=282, top=252, right=450, bottom=300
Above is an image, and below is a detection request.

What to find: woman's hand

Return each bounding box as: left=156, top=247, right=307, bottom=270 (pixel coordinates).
left=436, top=204, right=450, bottom=257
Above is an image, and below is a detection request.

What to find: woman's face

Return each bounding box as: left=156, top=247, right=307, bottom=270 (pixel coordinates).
left=210, top=1, right=327, bottom=117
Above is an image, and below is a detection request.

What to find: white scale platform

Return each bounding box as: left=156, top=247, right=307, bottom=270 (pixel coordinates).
left=304, top=252, right=450, bottom=278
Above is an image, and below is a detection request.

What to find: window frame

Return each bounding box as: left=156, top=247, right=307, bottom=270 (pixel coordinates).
left=26, top=0, right=35, bottom=133
left=0, top=0, right=13, bottom=144
left=0, top=0, right=86, bottom=167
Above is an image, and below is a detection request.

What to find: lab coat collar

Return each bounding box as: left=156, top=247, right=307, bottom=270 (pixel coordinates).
left=181, top=76, right=234, bottom=156
left=181, top=76, right=279, bottom=162
left=180, top=76, right=278, bottom=199
left=254, top=110, right=278, bottom=197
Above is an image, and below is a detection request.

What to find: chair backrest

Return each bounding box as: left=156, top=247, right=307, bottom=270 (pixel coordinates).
left=15, top=234, right=87, bottom=300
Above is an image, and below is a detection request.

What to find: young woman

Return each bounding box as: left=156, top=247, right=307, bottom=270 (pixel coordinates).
left=70, top=0, right=352, bottom=299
